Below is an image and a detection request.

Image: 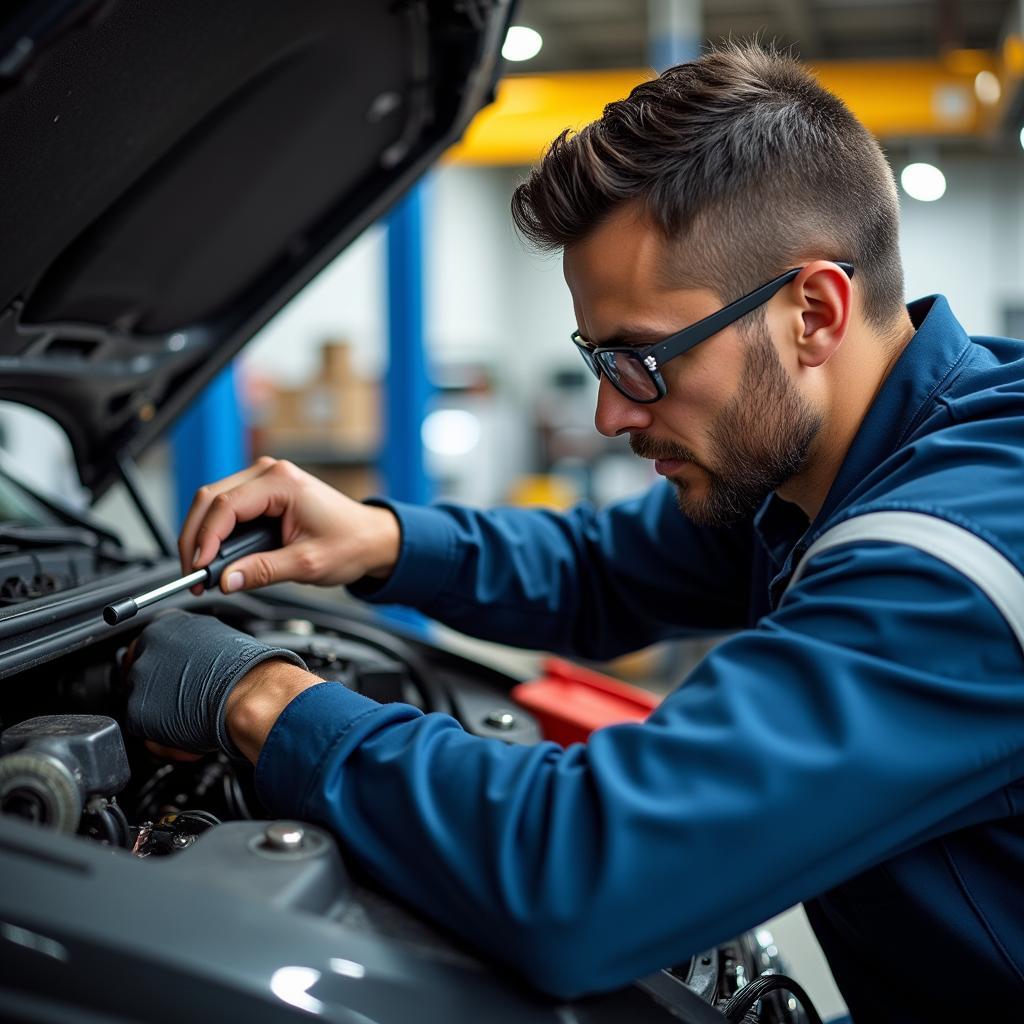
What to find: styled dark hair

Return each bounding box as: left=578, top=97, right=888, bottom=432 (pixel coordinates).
left=511, top=42, right=905, bottom=330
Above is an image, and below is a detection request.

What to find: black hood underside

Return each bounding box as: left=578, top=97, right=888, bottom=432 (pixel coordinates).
left=0, top=0, right=511, bottom=497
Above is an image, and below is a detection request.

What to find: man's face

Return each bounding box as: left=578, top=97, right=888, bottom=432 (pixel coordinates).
left=563, top=206, right=823, bottom=527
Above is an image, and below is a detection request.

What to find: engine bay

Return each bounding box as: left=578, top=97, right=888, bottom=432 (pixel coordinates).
left=0, top=602, right=519, bottom=853
left=0, top=595, right=578, bottom=1019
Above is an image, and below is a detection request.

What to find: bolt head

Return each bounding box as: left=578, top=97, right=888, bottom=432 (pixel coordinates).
left=264, top=822, right=305, bottom=852
left=484, top=710, right=518, bottom=731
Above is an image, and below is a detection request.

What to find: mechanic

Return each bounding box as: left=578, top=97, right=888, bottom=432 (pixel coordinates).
left=126, top=44, right=1024, bottom=1021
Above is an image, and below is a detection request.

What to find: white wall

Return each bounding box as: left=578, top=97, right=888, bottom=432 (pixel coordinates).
left=898, top=153, right=1024, bottom=335
left=244, top=223, right=388, bottom=387
left=242, top=166, right=580, bottom=398
left=426, top=167, right=525, bottom=363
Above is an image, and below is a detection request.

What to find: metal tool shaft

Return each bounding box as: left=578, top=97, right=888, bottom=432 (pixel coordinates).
left=103, top=568, right=207, bottom=625
left=132, top=569, right=208, bottom=609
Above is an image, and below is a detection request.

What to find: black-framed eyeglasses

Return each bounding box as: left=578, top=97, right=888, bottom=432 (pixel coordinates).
left=571, top=262, right=855, bottom=403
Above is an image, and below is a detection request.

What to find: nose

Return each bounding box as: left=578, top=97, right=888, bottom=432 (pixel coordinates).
left=594, top=375, right=654, bottom=437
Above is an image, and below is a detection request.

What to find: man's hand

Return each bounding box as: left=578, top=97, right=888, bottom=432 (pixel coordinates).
left=178, top=458, right=401, bottom=596
left=125, top=610, right=316, bottom=761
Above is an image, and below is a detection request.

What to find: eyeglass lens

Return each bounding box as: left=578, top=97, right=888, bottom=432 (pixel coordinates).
left=598, top=351, right=660, bottom=401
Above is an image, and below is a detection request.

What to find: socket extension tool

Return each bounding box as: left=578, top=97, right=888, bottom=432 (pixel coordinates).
left=102, top=518, right=282, bottom=625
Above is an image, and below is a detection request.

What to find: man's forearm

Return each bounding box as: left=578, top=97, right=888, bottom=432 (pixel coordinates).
left=351, top=488, right=751, bottom=660
left=225, top=660, right=322, bottom=763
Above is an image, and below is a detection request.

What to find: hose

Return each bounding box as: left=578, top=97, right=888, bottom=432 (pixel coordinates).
left=721, top=973, right=823, bottom=1024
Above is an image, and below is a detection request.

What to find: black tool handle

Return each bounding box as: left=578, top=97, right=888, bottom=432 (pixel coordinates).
left=203, top=516, right=283, bottom=590
left=101, top=518, right=285, bottom=626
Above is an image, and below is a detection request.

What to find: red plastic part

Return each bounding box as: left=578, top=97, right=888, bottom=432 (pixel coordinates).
left=511, top=656, right=660, bottom=746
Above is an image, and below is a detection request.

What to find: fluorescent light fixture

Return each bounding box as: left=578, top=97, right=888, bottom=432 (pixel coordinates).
left=901, top=162, right=946, bottom=203
left=1020, top=125, right=1024, bottom=152
left=502, top=26, right=543, bottom=62
left=422, top=409, right=482, bottom=457
left=974, top=70, right=1001, bottom=105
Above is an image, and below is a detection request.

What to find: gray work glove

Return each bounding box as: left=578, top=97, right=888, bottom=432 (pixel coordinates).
left=126, top=609, right=306, bottom=758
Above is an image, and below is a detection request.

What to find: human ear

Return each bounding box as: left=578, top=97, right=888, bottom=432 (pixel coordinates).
left=793, top=261, right=853, bottom=368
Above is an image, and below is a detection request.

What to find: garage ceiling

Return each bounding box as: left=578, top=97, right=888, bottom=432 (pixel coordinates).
left=516, top=0, right=1016, bottom=72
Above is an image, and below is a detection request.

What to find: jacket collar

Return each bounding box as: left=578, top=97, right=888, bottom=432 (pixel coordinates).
left=754, top=295, right=973, bottom=591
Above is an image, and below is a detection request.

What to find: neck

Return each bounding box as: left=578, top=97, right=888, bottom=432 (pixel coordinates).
left=776, top=312, right=916, bottom=521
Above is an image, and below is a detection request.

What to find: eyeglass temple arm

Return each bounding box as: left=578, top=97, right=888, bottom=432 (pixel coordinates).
left=648, top=261, right=855, bottom=363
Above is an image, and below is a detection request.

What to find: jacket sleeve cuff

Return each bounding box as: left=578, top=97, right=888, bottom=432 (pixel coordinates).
left=347, top=499, right=461, bottom=608
left=254, top=681, right=382, bottom=816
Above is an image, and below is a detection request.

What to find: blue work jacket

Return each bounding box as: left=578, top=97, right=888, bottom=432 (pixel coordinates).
left=257, top=296, right=1024, bottom=1021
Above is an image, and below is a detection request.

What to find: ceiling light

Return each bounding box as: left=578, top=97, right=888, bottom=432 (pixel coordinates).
left=1020, top=125, right=1024, bottom=152
left=974, top=70, right=1001, bottom=105
left=901, top=162, right=946, bottom=203
left=502, top=26, right=543, bottom=63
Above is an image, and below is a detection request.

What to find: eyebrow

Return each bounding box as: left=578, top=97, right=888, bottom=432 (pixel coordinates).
left=578, top=325, right=668, bottom=348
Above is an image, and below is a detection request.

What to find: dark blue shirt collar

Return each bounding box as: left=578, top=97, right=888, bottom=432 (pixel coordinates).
left=754, top=295, right=973, bottom=585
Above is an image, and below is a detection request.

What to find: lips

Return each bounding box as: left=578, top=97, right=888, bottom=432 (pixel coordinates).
left=654, top=459, right=686, bottom=476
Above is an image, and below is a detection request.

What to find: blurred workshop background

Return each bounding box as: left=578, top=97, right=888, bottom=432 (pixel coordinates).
left=2, top=3, right=1022, bottom=1014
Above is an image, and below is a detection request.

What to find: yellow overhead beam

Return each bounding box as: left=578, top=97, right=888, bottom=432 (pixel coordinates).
left=446, top=52, right=1005, bottom=167
left=446, top=69, right=650, bottom=167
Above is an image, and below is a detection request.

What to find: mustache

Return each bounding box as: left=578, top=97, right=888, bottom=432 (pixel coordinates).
left=629, top=433, right=701, bottom=465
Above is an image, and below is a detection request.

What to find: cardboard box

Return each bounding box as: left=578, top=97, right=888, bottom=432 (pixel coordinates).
left=321, top=341, right=354, bottom=385
left=262, top=341, right=380, bottom=450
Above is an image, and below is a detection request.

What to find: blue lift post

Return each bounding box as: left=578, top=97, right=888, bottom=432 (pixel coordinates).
left=647, top=0, right=701, bottom=71
left=381, top=181, right=434, bottom=631
left=170, top=364, right=249, bottom=529
left=383, top=181, right=434, bottom=506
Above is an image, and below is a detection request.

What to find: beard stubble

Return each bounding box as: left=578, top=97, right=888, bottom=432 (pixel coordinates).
left=630, top=321, right=823, bottom=527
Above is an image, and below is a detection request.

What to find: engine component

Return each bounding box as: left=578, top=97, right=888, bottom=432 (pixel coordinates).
left=721, top=972, right=822, bottom=1024
left=0, top=715, right=129, bottom=832
left=131, top=753, right=257, bottom=823
left=80, top=795, right=132, bottom=849
left=253, top=629, right=414, bottom=704
left=0, top=749, right=80, bottom=831
left=130, top=810, right=220, bottom=857
left=261, top=821, right=306, bottom=853
left=0, top=547, right=99, bottom=607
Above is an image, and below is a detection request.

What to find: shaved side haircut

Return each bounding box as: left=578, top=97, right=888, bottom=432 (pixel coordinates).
left=511, top=42, right=905, bottom=333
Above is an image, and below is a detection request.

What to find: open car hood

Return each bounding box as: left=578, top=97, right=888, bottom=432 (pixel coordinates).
left=0, top=0, right=511, bottom=498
